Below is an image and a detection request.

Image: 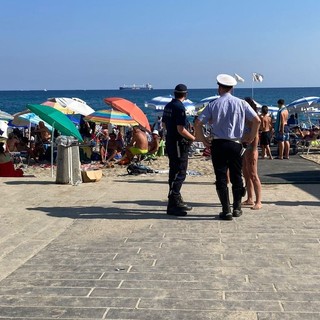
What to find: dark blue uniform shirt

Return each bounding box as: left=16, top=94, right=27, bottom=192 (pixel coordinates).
left=162, top=99, right=188, bottom=143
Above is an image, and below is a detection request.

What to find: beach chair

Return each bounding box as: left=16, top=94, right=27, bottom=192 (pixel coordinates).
left=302, top=139, right=320, bottom=155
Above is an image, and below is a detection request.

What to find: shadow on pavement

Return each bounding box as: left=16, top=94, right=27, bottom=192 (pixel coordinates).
left=27, top=203, right=221, bottom=221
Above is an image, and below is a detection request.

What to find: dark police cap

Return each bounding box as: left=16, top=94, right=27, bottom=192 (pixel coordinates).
left=174, top=84, right=188, bottom=93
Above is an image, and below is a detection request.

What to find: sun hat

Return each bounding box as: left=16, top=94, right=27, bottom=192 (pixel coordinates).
left=216, top=74, right=237, bottom=87
left=174, top=84, right=188, bottom=93
left=152, top=129, right=159, bottom=135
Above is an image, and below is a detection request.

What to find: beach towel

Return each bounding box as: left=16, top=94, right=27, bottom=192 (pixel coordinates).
left=274, top=107, right=289, bottom=133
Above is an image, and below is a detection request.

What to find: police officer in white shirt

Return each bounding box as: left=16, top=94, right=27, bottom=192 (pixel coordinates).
left=195, top=74, right=261, bottom=220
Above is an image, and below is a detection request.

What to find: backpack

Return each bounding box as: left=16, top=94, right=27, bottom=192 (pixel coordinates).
left=127, top=163, right=154, bottom=175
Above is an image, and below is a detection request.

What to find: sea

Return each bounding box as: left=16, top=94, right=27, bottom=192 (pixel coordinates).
left=1, top=87, right=320, bottom=125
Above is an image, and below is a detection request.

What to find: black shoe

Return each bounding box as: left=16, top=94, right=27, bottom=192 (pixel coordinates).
left=167, top=207, right=188, bottom=216
left=180, top=202, right=192, bottom=211
left=232, top=209, right=243, bottom=217
left=178, top=195, right=193, bottom=211
left=219, top=212, right=233, bottom=220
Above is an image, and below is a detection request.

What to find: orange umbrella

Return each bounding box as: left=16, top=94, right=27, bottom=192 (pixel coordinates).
left=104, top=97, right=151, bottom=132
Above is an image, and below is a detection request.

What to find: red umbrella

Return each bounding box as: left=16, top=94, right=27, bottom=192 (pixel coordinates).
left=104, top=97, right=151, bottom=132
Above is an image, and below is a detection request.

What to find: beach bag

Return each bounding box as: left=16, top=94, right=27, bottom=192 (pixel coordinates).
left=127, top=163, right=154, bottom=175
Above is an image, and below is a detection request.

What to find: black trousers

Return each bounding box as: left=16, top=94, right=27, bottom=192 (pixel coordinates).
left=166, top=141, right=189, bottom=196
left=211, top=139, right=243, bottom=191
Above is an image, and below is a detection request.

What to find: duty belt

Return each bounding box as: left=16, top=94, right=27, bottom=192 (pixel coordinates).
left=212, top=137, right=241, bottom=144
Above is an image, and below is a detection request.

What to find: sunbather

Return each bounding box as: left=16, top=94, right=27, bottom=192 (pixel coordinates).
left=117, top=126, right=148, bottom=165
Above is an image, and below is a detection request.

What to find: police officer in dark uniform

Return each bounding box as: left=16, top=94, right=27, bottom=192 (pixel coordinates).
left=162, top=84, right=195, bottom=216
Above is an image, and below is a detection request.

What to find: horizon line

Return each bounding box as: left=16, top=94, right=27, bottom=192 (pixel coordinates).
left=1, top=86, right=320, bottom=92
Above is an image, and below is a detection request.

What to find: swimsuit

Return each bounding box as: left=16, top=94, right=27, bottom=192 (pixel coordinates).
left=129, top=147, right=148, bottom=155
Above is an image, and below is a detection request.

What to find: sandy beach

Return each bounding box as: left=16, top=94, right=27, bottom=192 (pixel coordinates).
left=20, top=152, right=320, bottom=179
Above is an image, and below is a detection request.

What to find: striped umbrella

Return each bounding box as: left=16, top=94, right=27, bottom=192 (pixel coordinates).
left=41, top=100, right=75, bottom=114
left=0, top=110, right=13, bottom=121
left=145, top=95, right=196, bottom=115
left=286, top=96, right=319, bottom=112
left=195, top=95, right=220, bottom=111
left=84, top=109, right=138, bottom=126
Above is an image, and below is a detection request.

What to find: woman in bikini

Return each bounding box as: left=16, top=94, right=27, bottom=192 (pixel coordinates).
left=242, top=98, right=262, bottom=210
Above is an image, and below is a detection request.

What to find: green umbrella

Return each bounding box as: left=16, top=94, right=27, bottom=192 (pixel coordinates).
left=27, top=104, right=83, bottom=178
left=27, top=104, right=83, bottom=142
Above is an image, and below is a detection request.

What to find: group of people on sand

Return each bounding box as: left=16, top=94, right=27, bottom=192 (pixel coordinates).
left=0, top=120, right=58, bottom=177
left=78, top=120, right=162, bottom=167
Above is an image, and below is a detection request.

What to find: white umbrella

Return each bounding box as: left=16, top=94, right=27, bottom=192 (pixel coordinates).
left=47, top=97, right=95, bottom=116
left=0, top=120, right=8, bottom=142
left=0, top=110, right=13, bottom=121
left=195, top=95, right=220, bottom=111
left=145, top=95, right=195, bottom=115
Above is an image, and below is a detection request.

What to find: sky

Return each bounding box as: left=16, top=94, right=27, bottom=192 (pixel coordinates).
left=1, top=0, right=320, bottom=90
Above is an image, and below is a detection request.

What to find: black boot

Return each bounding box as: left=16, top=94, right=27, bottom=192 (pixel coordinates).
left=232, top=187, right=244, bottom=217
left=167, top=194, right=188, bottom=216
left=178, top=195, right=193, bottom=211
left=217, top=188, right=232, bottom=220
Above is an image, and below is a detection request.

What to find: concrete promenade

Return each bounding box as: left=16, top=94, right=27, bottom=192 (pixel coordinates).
left=0, top=172, right=319, bottom=319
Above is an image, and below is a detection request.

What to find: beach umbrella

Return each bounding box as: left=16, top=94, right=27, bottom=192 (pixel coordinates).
left=27, top=104, right=83, bottom=141
left=145, top=95, right=196, bottom=115
left=194, top=95, right=220, bottom=111
left=27, top=104, right=83, bottom=177
left=84, top=109, right=138, bottom=126
left=145, top=95, right=173, bottom=111
left=47, top=97, right=95, bottom=116
left=286, top=96, right=319, bottom=112
left=0, top=120, right=8, bottom=142
left=104, top=97, right=151, bottom=132
left=0, top=110, right=13, bottom=121
left=12, top=111, right=53, bottom=130
left=287, top=96, right=320, bottom=127
left=41, top=100, right=75, bottom=114
left=309, top=98, right=320, bottom=110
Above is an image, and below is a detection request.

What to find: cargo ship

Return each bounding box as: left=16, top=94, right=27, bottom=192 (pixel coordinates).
left=119, top=83, right=153, bottom=90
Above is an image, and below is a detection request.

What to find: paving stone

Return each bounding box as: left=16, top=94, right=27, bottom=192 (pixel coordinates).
left=105, top=308, right=258, bottom=320
left=0, top=174, right=319, bottom=319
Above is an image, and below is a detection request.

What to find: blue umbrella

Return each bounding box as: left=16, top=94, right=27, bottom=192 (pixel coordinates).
left=195, top=95, right=220, bottom=111
left=145, top=95, right=196, bottom=115
left=286, top=96, right=319, bottom=112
